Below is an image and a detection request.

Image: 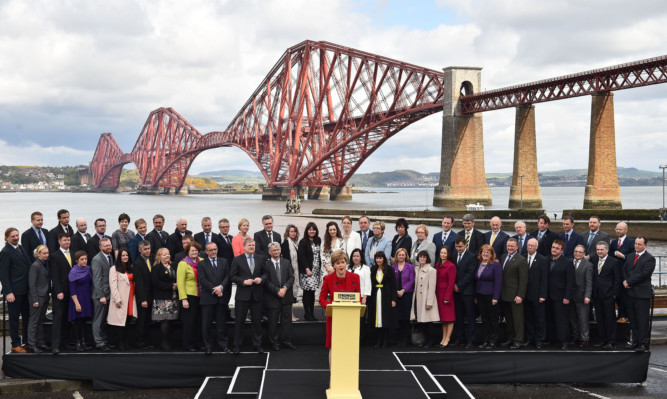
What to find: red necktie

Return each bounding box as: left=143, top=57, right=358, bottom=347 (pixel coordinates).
left=633, top=253, right=639, bottom=265
left=618, top=240, right=621, bottom=250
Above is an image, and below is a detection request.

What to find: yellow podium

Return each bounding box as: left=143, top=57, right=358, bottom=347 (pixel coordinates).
left=326, top=292, right=366, bottom=399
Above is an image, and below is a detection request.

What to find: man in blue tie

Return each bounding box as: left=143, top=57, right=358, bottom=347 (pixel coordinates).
left=194, top=217, right=217, bottom=250
left=558, top=216, right=584, bottom=259
left=21, top=211, right=49, bottom=263
left=581, top=216, right=610, bottom=258
left=358, top=216, right=374, bottom=255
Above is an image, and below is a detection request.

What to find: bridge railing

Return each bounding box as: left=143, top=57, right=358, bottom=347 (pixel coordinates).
left=656, top=255, right=667, bottom=288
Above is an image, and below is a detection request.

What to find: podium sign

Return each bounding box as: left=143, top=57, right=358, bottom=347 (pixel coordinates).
left=326, top=299, right=366, bottom=399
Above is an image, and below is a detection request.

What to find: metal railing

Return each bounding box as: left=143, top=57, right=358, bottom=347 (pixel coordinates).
left=655, top=255, right=666, bottom=288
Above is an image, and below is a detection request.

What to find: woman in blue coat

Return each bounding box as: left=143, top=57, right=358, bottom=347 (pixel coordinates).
left=365, top=221, right=392, bottom=266
left=474, top=244, right=502, bottom=349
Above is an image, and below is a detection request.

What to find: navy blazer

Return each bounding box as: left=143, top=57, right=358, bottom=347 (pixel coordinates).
left=558, top=230, right=584, bottom=259
left=530, top=229, right=559, bottom=257
left=525, top=253, right=549, bottom=301
left=198, top=257, right=230, bottom=306
left=432, top=230, right=458, bottom=259
left=230, top=253, right=268, bottom=302
left=127, top=234, right=146, bottom=263
left=453, top=250, right=477, bottom=296
left=212, top=233, right=235, bottom=266
left=133, top=256, right=153, bottom=304
left=484, top=230, right=509, bottom=260
left=194, top=231, right=219, bottom=252
left=589, top=255, right=620, bottom=300
left=21, top=227, right=50, bottom=263
left=50, top=249, right=72, bottom=298
left=146, top=229, right=169, bottom=257
left=0, top=243, right=31, bottom=295
left=70, top=231, right=91, bottom=258
left=474, top=261, right=502, bottom=300
left=623, top=251, right=656, bottom=299
left=609, top=237, right=635, bottom=260
left=253, top=230, right=282, bottom=259
left=512, top=234, right=534, bottom=257
left=48, top=224, right=73, bottom=253
left=457, top=228, right=485, bottom=256
left=548, top=256, right=575, bottom=301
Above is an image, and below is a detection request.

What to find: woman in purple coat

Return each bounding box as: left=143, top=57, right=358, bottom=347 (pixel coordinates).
left=392, top=248, right=415, bottom=347
left=474, top=244, right=502, bottom=350
left=68, top=251, right=93, bottom=351
left=435, top=246, right=456, bottom=347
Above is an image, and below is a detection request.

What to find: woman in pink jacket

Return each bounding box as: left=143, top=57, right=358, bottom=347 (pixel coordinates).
left=435, top=246, right=456, bottom=348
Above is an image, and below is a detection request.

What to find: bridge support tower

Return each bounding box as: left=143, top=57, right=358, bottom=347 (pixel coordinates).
left=262, top=186, right=305, bottom=201
left=329, top=185, right=352, bottom=201
left=434, top=67, right=492, bottom=207
left=508, top=104, right=543, bottom=209
left=583, top=92, right=622, bottom=209
left=308, top=186, right=330, bottom=200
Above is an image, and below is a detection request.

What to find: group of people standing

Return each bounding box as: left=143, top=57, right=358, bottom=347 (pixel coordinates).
left=0, top=210, right=656, bottom=355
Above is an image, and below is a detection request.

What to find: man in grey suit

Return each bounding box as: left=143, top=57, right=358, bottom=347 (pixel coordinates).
left=623, top=236, right=656, bottom=352
left=27, top=245, right=51, bottom=352
left=264, top=242, right=296, bottom=351
left=499, top=238, right=529, bottom=349
left=581, top=216, right=610, bottom=257
left=570, top=245, right=593, bottom=347
left=91, top=237, right=114, bottom=351
left=199, top=242, right=230, bottom=355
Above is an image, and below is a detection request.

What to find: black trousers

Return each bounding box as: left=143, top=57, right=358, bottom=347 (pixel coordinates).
left=135, top=299, right=153, bottom=345
left=266, top=303, right=293, bottom=345
left=201, top=303, right=228, bottom=350
left=524, top=299, right=546, bottom=344
left=234, top=299, right=263, bottom=348
left=628, top=296, right=651, bottom=346
left=51, top=295, right=71, bottom=349
left=551, top=300, right=570, bottom=345
left=222, top=281, right=233, bottom=317
left=477, top=294, right=500, bottom=344
left=181, top=295, right=201, bottom=350
left=616, top=288, right=628, bottom=318
left=8, top=294, right=30, bottom=347
left=453, top=292, right=476, bottom=344
left=593, top=296, right=617, bottom=344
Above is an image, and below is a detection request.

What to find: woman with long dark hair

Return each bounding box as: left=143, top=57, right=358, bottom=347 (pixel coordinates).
left=366, top=251, right=397, bottom=348
left=322, top=221, right=346, bottom=277
left=107, top=249, right=137, bottom=350
left=297, top=222, right=322, bottom=321
left=348, top=248, right=371, bottom=304
left=282, top=224, right=301, bottom=322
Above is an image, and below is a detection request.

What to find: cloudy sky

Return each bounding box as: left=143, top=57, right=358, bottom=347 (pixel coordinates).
left=1, top=0, right=666, bottom=176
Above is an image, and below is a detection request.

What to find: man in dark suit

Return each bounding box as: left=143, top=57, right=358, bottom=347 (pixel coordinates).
left=610, top=222, right=634, bottom=323
left=48, top=209, right=74, bottom=253
left=128, top=218, right=148, bottom=262
left=253, top=215, right=281, bottom=259
left=458, top=214, right=485, bottom=256
left=133, top=240, right=154, bottom=349
left=499, top=238, right=529, bottom=349
left=358, top=215, right=374, bottom=255
left=146, top=214, right=169, bottom=258
left=558, top=216, right=584, bottom=259
left=168, top=218, right=192, bottom=258
left=230, top=238, right=268, bottom=353
left=0, top=228, right=31, bottom=352
left=570, top=245, right=593, bottom=347
left=173, top=235, right=196, bottom=267
left=622, top=236, right=656, bottom=352
left=484, top=216, right=508, bottom=260
left=452, top=237, right=477, bottom=348
left=581, top=216, right=611, bottom=257
left=70, top=218, right=91, bottom=256
left=21, top=211, right=50, bottom=263
left=433, top=215, right=458, bottom=256
left=50, top=233, right=74, bottom=353
left=530, top=215, right=559, bottom=257
left=524, top=238, right=548, bottom=349
left=512, top=221, right=533, bottom=257
left=87, top=218, right=110, bottom=262
left=213, top=218, right=235, bottom=320
left=589, top=241, right=621, bottom=349
left=264, top=242, right=296, bottom=351
left=199, top=242, right=230, bottom=355
left=548, top=239, right=575, bottom=350
left=194, top=217, right=218, bottom=250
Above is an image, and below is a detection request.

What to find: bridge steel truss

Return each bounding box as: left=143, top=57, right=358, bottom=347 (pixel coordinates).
left=91, top=40, right=445, bottom=189
left=460, top=55, right=667, bottom=113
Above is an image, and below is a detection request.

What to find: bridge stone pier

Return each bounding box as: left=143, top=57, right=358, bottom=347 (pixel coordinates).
left=508, top=104, right=543, bottom=208
left=583, top=92, right=622, bottom=209
left=433, top=67, right=492, bottom=207
left=261, top=186, right=305, bottom=201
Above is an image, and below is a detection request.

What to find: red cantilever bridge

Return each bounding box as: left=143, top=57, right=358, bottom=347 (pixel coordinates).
left=90, top=40, right=667, bottom=191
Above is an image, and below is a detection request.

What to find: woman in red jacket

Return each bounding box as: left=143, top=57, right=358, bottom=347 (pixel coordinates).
left=435, top=246, right=456, bottom=347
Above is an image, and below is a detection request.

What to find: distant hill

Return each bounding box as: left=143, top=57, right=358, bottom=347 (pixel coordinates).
left=197, top=170, right=263, bottom=177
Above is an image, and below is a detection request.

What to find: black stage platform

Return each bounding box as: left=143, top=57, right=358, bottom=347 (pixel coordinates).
left=2, top=317, right=647, bottom=397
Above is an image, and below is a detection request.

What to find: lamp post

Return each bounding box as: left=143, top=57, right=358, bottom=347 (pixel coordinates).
left=519, top=174, right=525, bottom=209
left=660, top=165, right=667, bottom=221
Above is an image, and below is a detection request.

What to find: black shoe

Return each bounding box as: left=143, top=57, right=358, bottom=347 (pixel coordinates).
left=535, top=343, right=543, bottom=350
left=30, top=346, right=43, bottom=353
left=603, top=343, right=615, bottom=350
left=38, top=344, right=51, bottom=351
left=261, top=316, right=269, bottom=323
left=233, top=347, right=240, bottom=355
left=450, top=339, right=461, bottom=346
left=272, top=345, right=280, bottom=351
left=161, top=342, right=171, bottom=351
left=75, top=342, right=85, bottom=352
left=67, top=343, right=77, bottom=350
left=81, top=342, right=92, bottom=351
left=579, top=341, right=589, bottom=348
left=593, top=342, right=604, bottom=348
left=283, top=342, right=297, bottom=350
left=256, top=346, right=264, bottom=354
left=478, top=343, right=487, bottom=350
left=144, top=344, right=155, bottom=350
left=500, top=341, right=512, bottom=347
left=136, top=341, right=146, bottom=348
left=625, top=342, right=639, bottom=350
left=97, top=345, right=111, bottom=352
left=106, top=343, right=116, bottom=349
left=635, top=345, right=647, bottom=353
left=52, top=348, right=60, bottom=354
left=221, top=347, right=231, bottom=353
left=187, top=348, right=196, bottom=352
left=464, top=343, right=473, bottom=349
left=510, top=343, right=522, bottom=350
left=485, top=343, right=496, bottom=350
left=560, top=344, right=568, bottom=350
left=205, top=347, right=212, bottom=355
